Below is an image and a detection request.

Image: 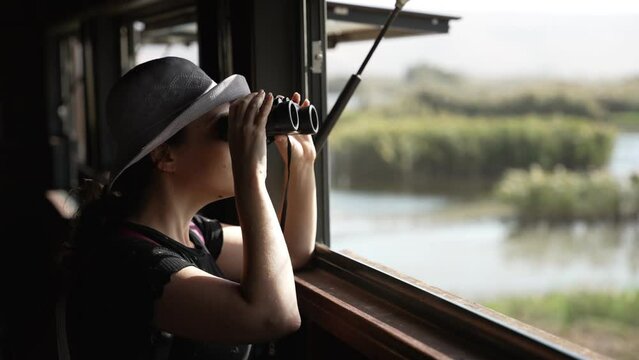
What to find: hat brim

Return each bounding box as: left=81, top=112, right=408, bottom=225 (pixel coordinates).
left=108, top=74, right=251, bottom=189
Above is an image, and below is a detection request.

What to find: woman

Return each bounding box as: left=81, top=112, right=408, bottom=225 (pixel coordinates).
left=62, top=56, right=316, bottom=359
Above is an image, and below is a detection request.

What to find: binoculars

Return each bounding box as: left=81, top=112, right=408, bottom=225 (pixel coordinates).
left=218, top=95, right=319, bottom=141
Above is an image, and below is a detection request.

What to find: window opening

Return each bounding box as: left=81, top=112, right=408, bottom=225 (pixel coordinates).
left=121, top=9, right=198, bottom=72
left=325, top=2, right=639, bottom=359
left=58, top=35, right=86, bottom=188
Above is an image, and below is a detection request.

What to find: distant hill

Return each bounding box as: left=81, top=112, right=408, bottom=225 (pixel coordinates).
left=328, top=63, right=639, bottom=122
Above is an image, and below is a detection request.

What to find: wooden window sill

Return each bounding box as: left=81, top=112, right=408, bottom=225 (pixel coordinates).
left=294, top=244, right=603, bottom=359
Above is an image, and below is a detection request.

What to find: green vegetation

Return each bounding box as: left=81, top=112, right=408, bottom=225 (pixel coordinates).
left=331, top=65, right=639, bottom=358
left=484, top=290, right=639, bottom=360
left=496, top=165, right=639, bottom=222
left=326, top=64, right=639, bottom=191
left=329, top=63, right=636, bottom=216
left=412, top=87, right=608, bottom=119
left=609, top=111, right=639, bottom=131
left=329, top=64, right=639, bottom=129
left=330, top=113, right=616, bottom=188
left=486, top=290, right=639, bottom=328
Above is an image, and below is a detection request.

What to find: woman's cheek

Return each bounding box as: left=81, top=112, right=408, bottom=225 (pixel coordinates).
left=210, top=144, right=234, bottom=196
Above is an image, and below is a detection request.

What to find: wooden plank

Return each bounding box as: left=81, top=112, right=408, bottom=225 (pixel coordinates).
left=294, top=246, right=605, bottom=359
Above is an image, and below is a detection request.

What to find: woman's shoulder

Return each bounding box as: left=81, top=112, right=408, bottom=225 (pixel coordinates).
left=105, top=222, right=195, bottom=274
left=109, top=223, right=169, bottom=255
left=73, top=224, right=196, bottom=303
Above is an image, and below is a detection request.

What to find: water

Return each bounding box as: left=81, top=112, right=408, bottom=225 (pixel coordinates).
left=329, top=133, right=639, bottom=301
left=609, top=132, right=639, bottom=180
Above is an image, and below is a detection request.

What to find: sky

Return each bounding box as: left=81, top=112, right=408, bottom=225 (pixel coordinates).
left=326, top=0, right=639, bottom=80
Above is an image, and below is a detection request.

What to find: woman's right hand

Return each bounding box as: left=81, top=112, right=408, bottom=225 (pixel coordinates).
left=227, top=90, right=274, bottom=183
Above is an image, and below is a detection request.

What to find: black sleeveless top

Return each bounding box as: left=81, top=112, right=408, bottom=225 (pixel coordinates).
left=66, top=215, right=252, bottom=360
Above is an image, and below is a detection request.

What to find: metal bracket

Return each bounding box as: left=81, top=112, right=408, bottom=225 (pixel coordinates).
left=310, top=40, right=323, bottom=74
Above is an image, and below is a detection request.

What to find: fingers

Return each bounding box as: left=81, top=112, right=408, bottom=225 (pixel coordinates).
left=233, top=91, right=306, bottom=131
left=244, top=90, right=266, bottom=126
left=274, top=135, right=289, bottom=160
left=230, top=90, right=272, bottom=127
left=291, top=134, right=316, bottom=161
left=230, top=92, right=257, bottom=127
left=292, top=134, right=313, bottom=143
left=274, top=134, right=316, bottom=164
left=256, top=92, right=273, bottom=127
left=290, top=92, right=311, bottom=108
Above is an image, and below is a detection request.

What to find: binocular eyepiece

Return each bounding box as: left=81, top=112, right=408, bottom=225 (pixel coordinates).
left=218, top=95, right=319, bottom=141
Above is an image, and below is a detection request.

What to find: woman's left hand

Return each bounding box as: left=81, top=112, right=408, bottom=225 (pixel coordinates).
left=272, top=92, right=317, bottom=270
left=273, top=92, right=317, bottom=165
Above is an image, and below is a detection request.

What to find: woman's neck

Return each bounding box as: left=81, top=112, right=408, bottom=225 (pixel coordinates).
left=127, top=181, right=200, bottom=248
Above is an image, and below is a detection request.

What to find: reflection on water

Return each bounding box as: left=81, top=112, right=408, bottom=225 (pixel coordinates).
left=505, top=223, right=639, bottom=270
left=330, top=132, right=639, bottom=300
left=330, top=190, right=639, bottom=301
left=608, top=132, right=639, bottom=179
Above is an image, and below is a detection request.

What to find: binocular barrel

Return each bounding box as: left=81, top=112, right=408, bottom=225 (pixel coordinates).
left=266, top=96, right=319, bottom=137
left=218, top=96, right=319, bottom=141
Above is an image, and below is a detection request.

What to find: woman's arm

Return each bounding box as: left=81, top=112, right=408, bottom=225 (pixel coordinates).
left=273, top=92, right=317, bottom=270
left=155, top=91, right=300, bottom=343
left=273, top=134, right=317, bottom=270
left=217, top=93, right=317, bottom=279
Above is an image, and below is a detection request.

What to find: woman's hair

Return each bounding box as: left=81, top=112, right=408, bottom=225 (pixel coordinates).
left=70, top=155, right=155, bottom=248
left=59, top=129, right=187, bottom=284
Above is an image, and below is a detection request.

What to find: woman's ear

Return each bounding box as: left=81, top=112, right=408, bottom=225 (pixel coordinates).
left=150, top=144, right=177, bottom=173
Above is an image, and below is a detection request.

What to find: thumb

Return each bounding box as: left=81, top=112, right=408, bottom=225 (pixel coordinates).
left=274, top=135, right=289, bottom=160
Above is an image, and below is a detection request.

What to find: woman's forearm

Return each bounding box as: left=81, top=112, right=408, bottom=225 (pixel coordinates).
left=234, top=174, right=299, bottom=324
left=280, top=161, right=317, bottom=269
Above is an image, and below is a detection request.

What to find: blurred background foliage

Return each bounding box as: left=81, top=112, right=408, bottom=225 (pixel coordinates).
left=328, top=63, right=639, bottom=222
left=496, top=165, right=639, bottom=222
left=327, top=64, right=639, bottom=359
left=329, top=64, right=639, bottom=127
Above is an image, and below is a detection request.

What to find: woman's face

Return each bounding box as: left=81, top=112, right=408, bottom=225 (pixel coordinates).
left=169, top=103, right=235, bottom=202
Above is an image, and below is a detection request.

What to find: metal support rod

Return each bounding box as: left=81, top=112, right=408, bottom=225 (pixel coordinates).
left=315, top=1, right=409, bottom=152
left=313, top=74, right=360, bottom=152
left=357, top=5, right=402, bottom=76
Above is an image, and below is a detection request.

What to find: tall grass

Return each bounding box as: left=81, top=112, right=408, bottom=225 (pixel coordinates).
left=496, top=165, right=639, bottom=222
left=485, top=290, right=639, bottom=329
left=484, top=290, right=639, bottom=360
left=330, top=113, right=616, bottom=188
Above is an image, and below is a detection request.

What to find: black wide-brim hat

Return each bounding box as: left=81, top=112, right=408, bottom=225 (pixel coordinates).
left=106, top=56, right=250, bottom=189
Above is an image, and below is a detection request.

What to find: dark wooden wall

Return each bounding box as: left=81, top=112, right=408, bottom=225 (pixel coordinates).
left=1, top=1, right=65, bottom=359
left=0, top=1, right=333, bottom=359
